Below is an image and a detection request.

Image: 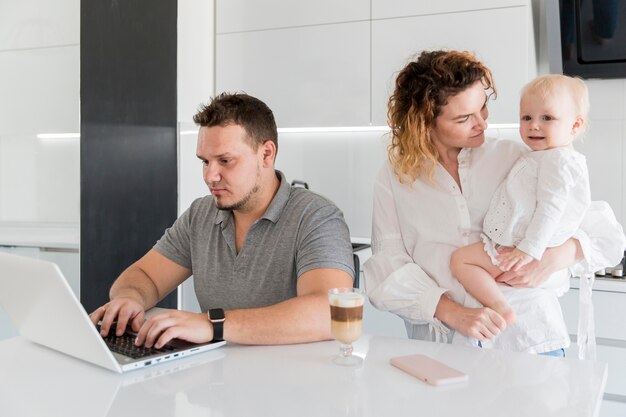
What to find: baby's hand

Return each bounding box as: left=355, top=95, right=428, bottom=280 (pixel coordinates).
left=497, top=248, right=533, bottom=272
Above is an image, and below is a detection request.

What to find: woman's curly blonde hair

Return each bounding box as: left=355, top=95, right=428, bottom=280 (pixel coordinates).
left=387, top=50, right=496, bottom=184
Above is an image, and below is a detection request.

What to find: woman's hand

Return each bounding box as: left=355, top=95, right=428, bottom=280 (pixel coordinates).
left=435, top=295, right=507, bottom=340
left=495, top=257, right=550, bottom=287
left=495, top=239, right=582, bottom=288
left=495, top=245, right=549, bottom=287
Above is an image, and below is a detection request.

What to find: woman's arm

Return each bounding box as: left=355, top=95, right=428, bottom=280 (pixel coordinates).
left=435, top=295, right=507, bottom=340
left=364, top=166, right=447, bottom=323
left=497, top=201, right=625, bottom=287
left=570, top=201, right=626, bottom=276
left=364, top=165, right=507, bottom=339
left=496, top=238, right=582, bottom=287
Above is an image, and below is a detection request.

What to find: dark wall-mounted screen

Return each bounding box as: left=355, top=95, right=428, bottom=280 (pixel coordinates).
left=550, top=0, right=626, bottom=79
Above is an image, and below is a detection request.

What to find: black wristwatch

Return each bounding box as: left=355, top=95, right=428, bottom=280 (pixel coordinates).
left=208, top=308, right=225, bottom=341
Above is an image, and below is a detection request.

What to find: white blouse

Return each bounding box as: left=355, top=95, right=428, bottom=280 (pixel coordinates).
left=364, top=138, right=625, bottom=353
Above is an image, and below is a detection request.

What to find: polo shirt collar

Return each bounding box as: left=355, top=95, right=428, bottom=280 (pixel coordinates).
left=213, top=170, right=290, bottom=225
left=262, top=170, right=290, bottom=223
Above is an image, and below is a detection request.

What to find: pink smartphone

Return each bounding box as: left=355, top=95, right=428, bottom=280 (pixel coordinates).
left=390, top=354, right=468, bottom=386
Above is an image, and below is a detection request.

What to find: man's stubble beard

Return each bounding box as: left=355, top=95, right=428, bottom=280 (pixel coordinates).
left=216, top=183, right=260, bottom=211
left=215, top=168, right=262, bottom=212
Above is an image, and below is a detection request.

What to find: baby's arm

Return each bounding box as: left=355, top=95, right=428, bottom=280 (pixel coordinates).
left=497, top=247, right=534, bottom=272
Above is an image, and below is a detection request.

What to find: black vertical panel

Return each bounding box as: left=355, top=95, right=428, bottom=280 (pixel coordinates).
left=80, top=0, right=178, bottom=312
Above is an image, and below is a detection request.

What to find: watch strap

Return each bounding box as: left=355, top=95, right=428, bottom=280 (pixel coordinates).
left=208, top=308, right=225, bottom=341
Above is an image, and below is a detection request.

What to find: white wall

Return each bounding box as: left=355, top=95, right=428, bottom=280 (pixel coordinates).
left=177, top=0, right=215, bottom=214
left=575, top=79, right=625, bottom=227
left=0, top=0, right=80, bottom=225
left=177, top=0, right=216, bottom=313
left=177, top=0, right=215, bottom=125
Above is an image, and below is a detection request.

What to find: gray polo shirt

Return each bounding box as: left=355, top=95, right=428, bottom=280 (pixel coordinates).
left=153, top=171, right=354, bottom=311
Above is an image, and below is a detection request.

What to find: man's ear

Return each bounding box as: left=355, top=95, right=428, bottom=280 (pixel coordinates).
left=260, top=140, right=276, bottom=167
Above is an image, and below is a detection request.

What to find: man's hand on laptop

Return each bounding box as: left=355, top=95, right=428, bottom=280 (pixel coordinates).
left=134, top=310, right=214, bottom=349
left=89, top=297, right=145, bottom=337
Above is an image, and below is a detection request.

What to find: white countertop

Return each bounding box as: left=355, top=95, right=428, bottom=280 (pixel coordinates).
left=0, top=223, right=79, bottom=250
left=0, top=335, right=607, bottom=417
left=570, top=276, right=626, bottom=293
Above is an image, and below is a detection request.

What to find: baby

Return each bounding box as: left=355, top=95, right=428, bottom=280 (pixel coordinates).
left=450, top=74, right=591, bottom=325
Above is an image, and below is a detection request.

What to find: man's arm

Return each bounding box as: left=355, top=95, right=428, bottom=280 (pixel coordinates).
left=223, top=268, right=353, bottom=344
left=135, top=267, right=353, bottom=348
left=89, top=249, right=191, bottom=336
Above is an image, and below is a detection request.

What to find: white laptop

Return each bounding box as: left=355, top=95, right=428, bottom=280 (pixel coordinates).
left=0, top=252, right=226, bottom=373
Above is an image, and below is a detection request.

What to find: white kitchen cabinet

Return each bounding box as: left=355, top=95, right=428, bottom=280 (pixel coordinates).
left=601, top=399, right=626, bottom=417
left=559, top=281, right=626, bottom=407
left=216, top=2, right=536, bottom=127
left=0, top=135, right=80, bottom=224
left=372, top=0, right=527, bottom=20
left=216, top=21, right=370, bottom=127
left=371, top=6, right=534, bottom=125
left=216, top=0, right=368, bottom=33
left=560, top=284, right=626, bottom=341
left=0, top=0, right=79, bottom=50
left=0, top=46, right=79, bottom=136
left=0, top=245, right=79, bottom=341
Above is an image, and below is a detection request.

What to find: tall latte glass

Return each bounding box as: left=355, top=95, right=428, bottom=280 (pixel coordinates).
left=328, top=288, right=364, bottom=366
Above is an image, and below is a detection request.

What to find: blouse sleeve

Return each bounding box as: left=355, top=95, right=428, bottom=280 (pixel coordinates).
left=363, top=166, right=448, bottom=324
left=570, top=200, right=626, bottom=276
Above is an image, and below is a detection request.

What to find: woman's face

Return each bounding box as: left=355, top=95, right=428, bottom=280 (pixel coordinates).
left=430, top=81, right=489, bottom=154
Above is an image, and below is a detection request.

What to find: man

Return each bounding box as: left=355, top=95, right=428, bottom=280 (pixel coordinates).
left=90, top=92, right=354, bottom=348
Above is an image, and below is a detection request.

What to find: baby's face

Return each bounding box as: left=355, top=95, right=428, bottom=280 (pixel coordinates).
left=519, top=89, right=583, bottom=151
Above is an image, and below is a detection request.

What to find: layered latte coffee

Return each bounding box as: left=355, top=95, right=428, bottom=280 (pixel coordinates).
left=329, top=292, right=363, bottom=344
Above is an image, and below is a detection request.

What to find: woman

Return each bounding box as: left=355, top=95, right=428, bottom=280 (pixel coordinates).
left=364, top=50, right=624, bottom=355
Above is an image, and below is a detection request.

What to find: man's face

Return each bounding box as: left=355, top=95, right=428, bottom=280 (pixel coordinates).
left=196, top=124, right=263, bottom=212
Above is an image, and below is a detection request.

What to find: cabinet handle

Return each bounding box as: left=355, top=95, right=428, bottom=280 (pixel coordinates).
left=39, top=247, right=79, bottom=254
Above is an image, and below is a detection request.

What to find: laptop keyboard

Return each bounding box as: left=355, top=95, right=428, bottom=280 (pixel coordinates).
left=102, top=332, right=175, bottom=359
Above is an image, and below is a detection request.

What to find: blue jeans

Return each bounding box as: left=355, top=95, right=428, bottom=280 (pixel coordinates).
left=539, top=348, right=566, bottom=358
left=477, top=341, right=566, bottom=358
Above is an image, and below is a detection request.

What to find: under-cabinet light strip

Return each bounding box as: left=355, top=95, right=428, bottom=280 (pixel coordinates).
left=37, top=124, right=520, bottom=139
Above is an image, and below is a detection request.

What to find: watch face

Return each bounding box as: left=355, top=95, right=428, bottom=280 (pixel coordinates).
left=209, top=308, right=225, bottom=321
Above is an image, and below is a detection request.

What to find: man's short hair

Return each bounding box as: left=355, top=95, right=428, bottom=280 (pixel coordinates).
left=193, top=92, right=278, bottom=152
